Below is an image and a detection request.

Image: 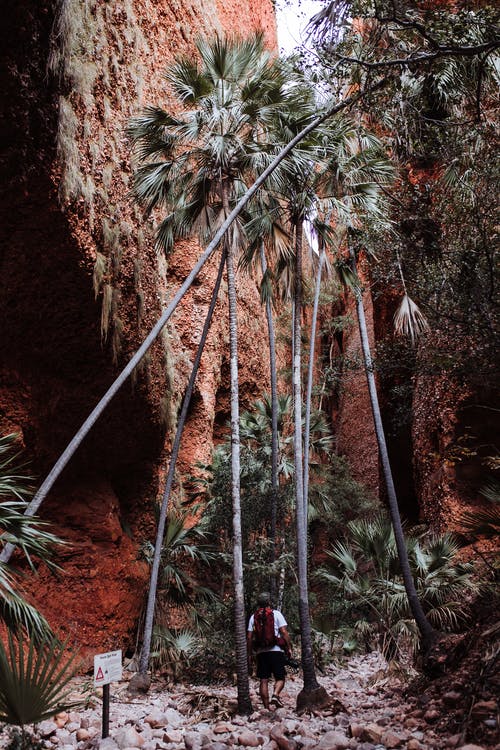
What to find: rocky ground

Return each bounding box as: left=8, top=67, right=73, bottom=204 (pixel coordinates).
left=1, top=650, right=498, bottom=750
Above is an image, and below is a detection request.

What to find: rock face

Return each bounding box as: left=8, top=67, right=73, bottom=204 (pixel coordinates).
left=0, top=0, right=276, bottom=656
left=335, top=268, right=380, bottom=500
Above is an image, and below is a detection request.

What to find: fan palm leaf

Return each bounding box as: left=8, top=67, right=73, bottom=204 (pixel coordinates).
left=393, top=293, right=430, bottom=345
left=0, top=631, right=81, bottom=725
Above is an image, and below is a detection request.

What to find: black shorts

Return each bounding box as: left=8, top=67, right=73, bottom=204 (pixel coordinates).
left=256, top=650, right=286, bottom=680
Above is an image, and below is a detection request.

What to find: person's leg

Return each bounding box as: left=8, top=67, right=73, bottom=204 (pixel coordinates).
left=273, top=678, right=285, bottom=697
left=259, top=678, right=270, bottom=709
left=256, top=653, right=272, bottom=709
left=270, top=652, right=286, bottom=706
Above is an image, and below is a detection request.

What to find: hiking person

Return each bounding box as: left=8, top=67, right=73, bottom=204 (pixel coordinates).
left=247, top=591, right=292, bottom=710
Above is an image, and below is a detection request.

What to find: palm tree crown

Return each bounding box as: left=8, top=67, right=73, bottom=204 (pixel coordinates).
left=128, top=34, right=299, bottom=254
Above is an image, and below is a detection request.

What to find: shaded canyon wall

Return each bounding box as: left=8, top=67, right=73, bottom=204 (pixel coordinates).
left=0, top=0, right=276, bottom=659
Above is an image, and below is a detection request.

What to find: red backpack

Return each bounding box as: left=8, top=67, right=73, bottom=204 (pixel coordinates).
left=252, top=606, right=277, bottom=649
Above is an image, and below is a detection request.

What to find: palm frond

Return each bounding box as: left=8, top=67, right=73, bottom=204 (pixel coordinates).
left=393, top=293, right=430, bottom=345
left=0, top=631, right=81, bottom=725
left=0, top=434, right=33, bottom=501
left=334, top=258, right=361, bottom=293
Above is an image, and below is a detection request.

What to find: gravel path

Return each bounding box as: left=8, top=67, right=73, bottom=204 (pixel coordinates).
left=1, top=652, right=496, bottom=750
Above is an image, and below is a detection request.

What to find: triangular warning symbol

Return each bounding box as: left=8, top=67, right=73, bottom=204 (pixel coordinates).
left=96, top=666, right=104, bottom=680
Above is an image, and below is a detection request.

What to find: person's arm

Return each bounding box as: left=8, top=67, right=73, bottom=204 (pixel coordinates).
left=278, top=625, right=292, bottom=656
left=247, top=617, right=254, bottom=670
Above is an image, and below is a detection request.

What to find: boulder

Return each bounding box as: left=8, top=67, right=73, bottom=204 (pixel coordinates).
left=163, top=729, right=183, bottom=744
left=38, top=721, right=57, bottom=738
left=184, top=731, right=203, bottom=750
left=317, top=729, right=349, bottom=750
left=380, top=730, right=405, bottom=748
left=144, top=709, right=167, bottom=728
left=423, top=708, right=440, bottom=723
left=128, top=673, right=151, bottom=695
left=269, top=727, right=296, bottom=750
left=97, top=739, right=119, bottom=750
left=213, top=723, right=234, bottom=734
left=359, top=724, right=384, bottom=743
left=237, top=729, right=260, bottom=747
left=164, top=708, right=185, bottom=728
left=114, top=727, right=145, bottom=749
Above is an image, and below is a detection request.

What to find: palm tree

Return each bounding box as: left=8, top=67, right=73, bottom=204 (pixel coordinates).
left=348, top=238, right=436, bottom=653
left=246, top=110, right=364, bottom=707
left=140, top=504, right=217, bottom=677
left=311, top=117, right=437, bottom=652
left=269, top=119, right=332, bottom=706
left=128, top=34, right=300, bottom=713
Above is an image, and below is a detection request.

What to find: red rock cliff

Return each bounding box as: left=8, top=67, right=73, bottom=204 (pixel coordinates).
left=0, top=0, right=276, bottom=659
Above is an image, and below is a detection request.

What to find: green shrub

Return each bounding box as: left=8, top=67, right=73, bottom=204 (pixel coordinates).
left=317, top=513, right=480, bottom=659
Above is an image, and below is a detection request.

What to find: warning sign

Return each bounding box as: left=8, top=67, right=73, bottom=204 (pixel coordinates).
left=94, top=650, right=122, bottom=687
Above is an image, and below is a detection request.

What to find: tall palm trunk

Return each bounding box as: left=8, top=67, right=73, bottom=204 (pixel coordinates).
left=292, top=217, right=320, bottom=694
left=303, top=242, right=326, bottom=515
left=0, top=84, right=380, bottom=566
left=223, top=187, right=252, bottom=714
left=137, top=252, right=226, bottom=680
left=260, top=242, right=279, bottom=598
left=349, top=245, right=436, bottom=653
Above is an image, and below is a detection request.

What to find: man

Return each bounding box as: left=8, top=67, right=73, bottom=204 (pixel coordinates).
left=247, top=591, right=292, bottom=710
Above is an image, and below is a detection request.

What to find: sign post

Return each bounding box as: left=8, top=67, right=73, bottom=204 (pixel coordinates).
left=94, top=650, right=122, bottom=738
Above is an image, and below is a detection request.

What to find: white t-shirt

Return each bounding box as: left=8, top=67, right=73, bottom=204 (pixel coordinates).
left=248, top=609, right=287, bottom=653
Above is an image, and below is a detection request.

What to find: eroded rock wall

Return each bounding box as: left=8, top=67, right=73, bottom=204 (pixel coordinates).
left=335, top=270, right=380, bottom=500
left=0, top=0, right=276, bottom=659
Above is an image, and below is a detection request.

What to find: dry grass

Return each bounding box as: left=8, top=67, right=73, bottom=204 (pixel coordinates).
left=111, top=247, right=123, bottom=276
left=102, top=219, right=120, bottom=253
left=89, top=141, right=100, bottom=170
left=120, top=221, right=132, bottom=238
left=47, top=0, right=162, bottom=374
left=103, top=96, right=113, bottom=122
left=56, top=96, right=84, bottom=204
left=136, top=290, right=145, bottom=326
left=101, top=284, right=113, bottom=342
left=133, top=258, right=143, bottom=288
left=111, top=318, right=124, bottom=365
left=102, top=164, right=113, bottom=191
left=93, top=252, right=108, bottom=299
left=136, top=229, right=146, bottom=251
left=47, top=0, right=99, bottom=111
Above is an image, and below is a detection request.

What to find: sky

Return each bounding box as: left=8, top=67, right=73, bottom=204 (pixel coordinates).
left=275, top=0, right=325, bottom=55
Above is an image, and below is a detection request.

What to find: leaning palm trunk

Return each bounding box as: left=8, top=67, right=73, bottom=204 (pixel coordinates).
left=303, top=242, right=326, bottom=516
left=260, top=243, right=279, bottom=598
left=349, top=246, right=436, bottom=653
left=0, top=83, right=384, bottom=566
left=135, top=252, right=226, bottom=683
left=293, top=218, right=328, bottom=711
